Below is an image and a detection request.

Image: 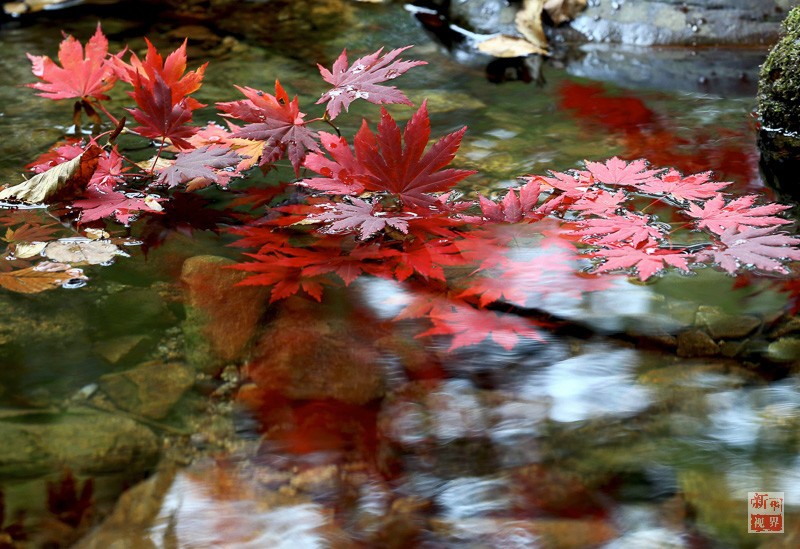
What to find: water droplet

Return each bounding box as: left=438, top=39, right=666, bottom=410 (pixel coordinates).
left=62, top=278, right=88, bottom=289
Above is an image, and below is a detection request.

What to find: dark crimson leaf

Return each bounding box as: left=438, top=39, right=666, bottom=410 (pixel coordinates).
left=302, top=102, right=475, bottom=208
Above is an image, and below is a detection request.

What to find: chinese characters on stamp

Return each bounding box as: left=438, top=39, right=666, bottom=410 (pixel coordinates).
left=748, top=492, right=784, bottom=533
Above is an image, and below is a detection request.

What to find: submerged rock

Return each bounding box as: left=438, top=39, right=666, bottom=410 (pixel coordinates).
left=99, top=360, right=195, bottom=419
left=0, top=408, right=158, bottom=478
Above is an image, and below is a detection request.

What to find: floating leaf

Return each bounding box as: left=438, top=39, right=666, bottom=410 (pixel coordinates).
left=0, top=144, right=101, bottom=203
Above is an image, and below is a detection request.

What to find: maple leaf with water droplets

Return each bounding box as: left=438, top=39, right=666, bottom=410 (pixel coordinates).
left=316, top=46, right=426, bottom=119
left=634, top=169, right=731, bottom=203
left=27, top=24, right=120, bottom=101
left=582, top=157, right=662, bottom=188
left=217, top=81, right=320, bottom=175
left=156, top=146, right=241, bottom=188
left=311, top=197, right=415, bottom=240
left=696, top=226, right=800, bottom=275
left=302, top=102, right=475, bottom=208
left=589, top=245, right=692, bottom=281
left=685, top=194, right=792, bottom=235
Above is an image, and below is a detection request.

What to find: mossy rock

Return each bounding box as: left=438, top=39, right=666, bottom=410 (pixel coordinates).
left=758, top=7, right=800, bottom=134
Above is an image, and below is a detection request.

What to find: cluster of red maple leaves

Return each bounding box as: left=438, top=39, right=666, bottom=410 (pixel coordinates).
left=6, top=24, right=800, bottom=350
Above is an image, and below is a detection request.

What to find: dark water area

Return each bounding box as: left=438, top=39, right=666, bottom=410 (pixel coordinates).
left=0, top=1, right=799, bottom=547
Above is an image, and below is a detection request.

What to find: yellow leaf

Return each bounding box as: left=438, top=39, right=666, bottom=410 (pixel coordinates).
left=228, top=138, right=264, bottom=171
left=515, top=0, right=549, bottom=54
left=0, top=262, right=87, bottom=294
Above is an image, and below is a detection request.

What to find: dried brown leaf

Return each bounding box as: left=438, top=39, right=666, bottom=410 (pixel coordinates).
left=0, top=144, right=101, bottom=204
left=0, top=262, right=86, bottom=293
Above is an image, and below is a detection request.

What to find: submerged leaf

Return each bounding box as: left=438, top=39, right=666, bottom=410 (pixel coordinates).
left=43, top=238, right=128, bottom=265
left=0, top=262, right=87, bottom=293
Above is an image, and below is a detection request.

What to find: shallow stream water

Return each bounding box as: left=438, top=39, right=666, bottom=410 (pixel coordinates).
left=0, top=2, right=798, bottom=548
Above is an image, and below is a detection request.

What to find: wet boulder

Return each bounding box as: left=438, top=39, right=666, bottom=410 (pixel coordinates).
left=757, top=6, right=800, bottom=197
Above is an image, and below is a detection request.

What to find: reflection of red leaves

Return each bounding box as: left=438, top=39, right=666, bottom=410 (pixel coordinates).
left=696, top=226, right=800, bottom=275
left=218, top=81, right=320, bottom=175
left=302, top=102, right=475, bottom=208
left=27, top=24, right=119, bottom=101
left=418, top=301, right=545, bottom=351
left=316, top=46, right=425, bottom=119
left=685, top=194, right=791, bottom=235
left=589, top=245, right=692, bottom=281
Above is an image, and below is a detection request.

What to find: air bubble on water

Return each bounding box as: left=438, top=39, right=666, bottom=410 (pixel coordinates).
left=62, top=278, right=88, bottom=289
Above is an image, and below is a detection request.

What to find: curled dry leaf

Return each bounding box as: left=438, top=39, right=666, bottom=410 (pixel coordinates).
left=43, top=238, right=128, bottom=265
left=13, top=241, right=48, bottom=259
left=0, top=144, right=101, bottom=204
left=515, top=0, right=548, bottom=54
left=0, top=262, right=87, bottom=294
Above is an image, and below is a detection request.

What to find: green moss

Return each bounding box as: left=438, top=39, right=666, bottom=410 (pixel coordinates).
left=758, top=7, right=800, bottom=133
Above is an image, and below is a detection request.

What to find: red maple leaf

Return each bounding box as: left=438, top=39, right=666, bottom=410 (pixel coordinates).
left=685, top=194, right=792, bottom=235
left=217, top=81, right=320, bottom=175
left=570, top=189, right=628, bottom=217
left=127, top=73, right=198, bottom=149
left=72, top=188, right=165, bottom=225
left=87, top=147, right=126, bottom=191
left=310, top=197, right=415, bottom=239
left=634, top=168, right=731, bottom=203
left=474, top=178, right=559, bottom=223
left=156, top=145, right=241, bottom=188
left=302, top=102, right=475, bottom=208
left=114, top=38, right=206, bottom=109
left=589, top=245, right=692, bottom=280
left=582, top=157, right=661, bottom=188
left=571, top=213, right=665, bottom=247
left=27, top=23, right=120, bottom=101
left=316, top=46, right=426, bottom=119
left=26, top=140, right=84, bottom=173
left=696, top=226, right=800, bottom=275
left=534, top=171, right=594, bottom=198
